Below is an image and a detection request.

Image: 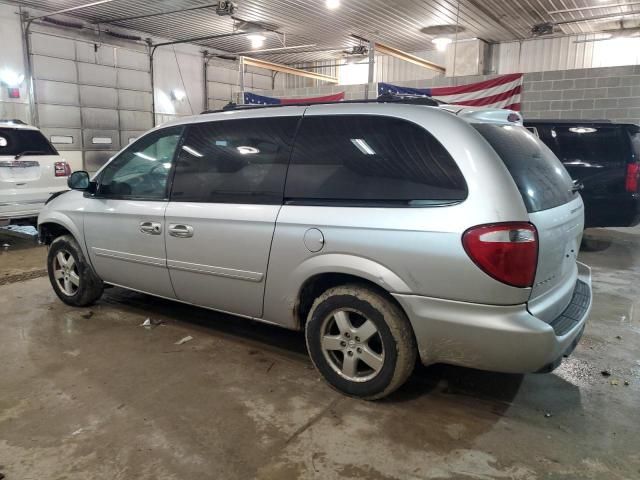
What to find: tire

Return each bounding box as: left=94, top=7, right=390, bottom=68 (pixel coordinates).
left=305, top=284, right=417, bottom=400
left=47, top=234, right=104, bottom=307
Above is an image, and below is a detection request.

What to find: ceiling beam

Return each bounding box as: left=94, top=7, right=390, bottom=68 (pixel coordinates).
left=242, top=56, right=339, bottom=83
left=373, top=42, right=446, bottom=74
left=94, top=2, right=220, bottom=24
left=26, top=0, right=121, bottom=21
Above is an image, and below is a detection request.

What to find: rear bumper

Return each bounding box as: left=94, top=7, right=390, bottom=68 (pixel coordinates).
left=583, top=192, right=640, bottom=228
left=393, top=262, right=592, bottom=373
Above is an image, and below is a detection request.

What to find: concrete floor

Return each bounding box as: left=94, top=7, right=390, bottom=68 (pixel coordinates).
left=0, top=227, right=639, bottom=480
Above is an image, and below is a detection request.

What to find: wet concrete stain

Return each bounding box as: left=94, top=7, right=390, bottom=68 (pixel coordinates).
left=0, top=227, right=639, bottom=478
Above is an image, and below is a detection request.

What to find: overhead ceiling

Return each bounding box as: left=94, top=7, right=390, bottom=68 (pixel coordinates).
left=10, top=0, right=640, bottom=63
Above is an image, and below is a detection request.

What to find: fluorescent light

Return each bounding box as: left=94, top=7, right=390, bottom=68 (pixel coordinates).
left=326, top=0, right=340, bottom=9
left=182, top=145, right=203, bottom=157
left=350, top=138, right=376, bottom=155
left=432, top=37, right=453, bottom=51
left=237, top=146, right=259, bottom=155
left=0, top=68, right=25, bottom=88
left=569, top=127, right=597, bottom=134
left=247, top=34, right=266, bottom=49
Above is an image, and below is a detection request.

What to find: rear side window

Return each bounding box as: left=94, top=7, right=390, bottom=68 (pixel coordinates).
left=285, top=115, right=467, bottom=205
left=171, top=117, right=299, bottom=204
left=473, top=123, right=575, bottom=213
left=0, top=128, right=57, bottom=157
left=629, top=126, right=640, bottom=162
left=538, top=125, right=628, bottom=167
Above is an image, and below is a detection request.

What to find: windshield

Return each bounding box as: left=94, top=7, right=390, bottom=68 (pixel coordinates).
left=473, top=123, right=576, bottom=213
left=0, top=127, right=57, bottom=157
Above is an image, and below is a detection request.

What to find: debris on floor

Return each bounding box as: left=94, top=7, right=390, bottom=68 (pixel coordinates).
left=544, top=412, right=553, bottom=418
left=81, top=310, right=94, bottom=319
left=601, top=370, right=611, bottom=377
left=611, top=379, right=619, bottom=386
left=141, top=318, right=165, bottom=329
left=175, top=335, right=193, bottom=345
left=624, top=380, right=630, bottom=386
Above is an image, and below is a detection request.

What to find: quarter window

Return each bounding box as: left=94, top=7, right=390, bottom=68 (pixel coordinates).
left=284, top=115, right=467, bottom=205
left=170, top=117, right=299, bottom=204
left=98, top=126, right=183, bottom=199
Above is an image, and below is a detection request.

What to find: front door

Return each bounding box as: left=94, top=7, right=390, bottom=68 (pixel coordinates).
left=165, top=113, right=302, bottom=318
left=84, top=125, right=184, bottom=298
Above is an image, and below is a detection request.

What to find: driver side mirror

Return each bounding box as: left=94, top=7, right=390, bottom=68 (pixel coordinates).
left=67, top=170, right=92, bottom=191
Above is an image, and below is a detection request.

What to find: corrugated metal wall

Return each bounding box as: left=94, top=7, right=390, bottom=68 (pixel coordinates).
left=29, top=29, right=152, bottom=172
left=495, top=35, right=640, bottom=74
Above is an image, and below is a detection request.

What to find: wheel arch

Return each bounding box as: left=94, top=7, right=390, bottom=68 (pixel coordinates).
left=38, top=213, right=89, bottom=260
left=289, top=254, right=412, bottom=330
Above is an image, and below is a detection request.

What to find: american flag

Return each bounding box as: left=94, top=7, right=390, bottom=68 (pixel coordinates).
left=244, top=91, right=345, bottom=105
left=378, top=73, right=523, bottom=111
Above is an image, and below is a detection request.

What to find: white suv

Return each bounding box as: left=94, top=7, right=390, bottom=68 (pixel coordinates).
left=0, top=120, right=71, bottom=221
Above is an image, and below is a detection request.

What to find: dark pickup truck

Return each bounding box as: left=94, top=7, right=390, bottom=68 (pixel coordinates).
left=524, top=120, right=640, bottom=228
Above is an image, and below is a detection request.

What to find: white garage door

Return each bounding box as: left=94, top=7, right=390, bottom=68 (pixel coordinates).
left=30, top=31, right=153, bottom=173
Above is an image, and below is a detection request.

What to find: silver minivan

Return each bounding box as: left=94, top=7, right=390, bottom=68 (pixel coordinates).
left=38, top=102, right=592, bottom=399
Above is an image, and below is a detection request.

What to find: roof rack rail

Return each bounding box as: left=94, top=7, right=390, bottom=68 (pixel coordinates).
left=200, top=93, right=443, bottom=114
left=0, top=119, right=27, bottom=125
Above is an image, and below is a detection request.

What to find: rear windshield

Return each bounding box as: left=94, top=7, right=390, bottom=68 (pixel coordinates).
left=537, top=125, right=628, bottom=167
left=473, top=123, right=576, bottom=213
left=0, top=127, right=57, bottom=157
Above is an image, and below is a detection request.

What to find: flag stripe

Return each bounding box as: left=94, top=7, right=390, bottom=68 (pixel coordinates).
left=446, top=86, right=522, bottom=107
left=430, top=73, right=523, bottom=96
left=433, top=78, right=522, bottom=103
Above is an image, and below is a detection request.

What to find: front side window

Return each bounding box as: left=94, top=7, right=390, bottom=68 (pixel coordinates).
left=98, top=126, right=183, bottom=199
left=171, top=117, right=299, bottom=204
left=284, top=115, right=467, bottom=205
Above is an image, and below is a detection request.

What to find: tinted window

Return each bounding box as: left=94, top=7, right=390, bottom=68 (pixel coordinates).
left=0, top=128, right=57, bottom=156
left=285, top=115, right=466, bottom=205
left=629, top=127, right=640, bottom=162
left=474, top=124, right=576, bottom=213
left=171, top=117, right=299, bottom=204
left=538, top=125, right=627, bottom=167
left=99, top=126, right=183, bottom=199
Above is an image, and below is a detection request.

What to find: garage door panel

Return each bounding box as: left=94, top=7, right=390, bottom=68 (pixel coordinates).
left=78, top=63, right=117, bottom=88
left=38, top=104, right=81, bottom=128
left=80, top=85, right=118, bottom=108
left=33, top=56, right=77, bottom=83
left=31, top=33, right=76, bottom=60
left=209, top=82, right=233, bottom=101
left=120, top=130, right=146, bottom=147
left=82, top=108, right=118, bottom=129
left=208, top=66, right=237, bottom=85
left=116, top=49, right=149, bottom=71
left=83, top=129, right=120, bottom=150
left=251, top=74, right=272, bottom=90
left=35, top=80, right=79, bottom=105
left=41, top=127, right=82, bottom=150
left=118, top=89, right=152, bottom=111
left=76, top=42, right=116, bottom=66
left=119, top=110, right=152, bottom=131
left=85, top=150, right=117, bottom=173
left=117, top=69, right=151, bottom=92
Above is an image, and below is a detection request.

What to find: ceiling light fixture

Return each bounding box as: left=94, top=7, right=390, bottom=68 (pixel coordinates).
left=432, top=37, right=453, bottom=51
left=326, top=0, right=340, bottom=10
left=247, top=34, right=266, bottom=49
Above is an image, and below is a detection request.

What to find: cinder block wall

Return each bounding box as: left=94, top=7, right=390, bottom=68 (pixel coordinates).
left=255, top=65, right=640, bottom=124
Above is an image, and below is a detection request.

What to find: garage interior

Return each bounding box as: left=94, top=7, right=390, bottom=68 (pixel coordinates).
left=1, top=1, right=640, bottom=479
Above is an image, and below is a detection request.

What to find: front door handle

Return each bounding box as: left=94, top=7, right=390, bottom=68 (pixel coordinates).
left=139, top=221, right=162, bottom=235
left=169, top=224, right=194, bottom=238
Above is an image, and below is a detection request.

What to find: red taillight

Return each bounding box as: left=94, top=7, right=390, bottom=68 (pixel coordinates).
left=54, top=161, right=71, bottom=177
left=625, top=163, right=639, bottom=193
left=462, top=222, right=538, bottom=288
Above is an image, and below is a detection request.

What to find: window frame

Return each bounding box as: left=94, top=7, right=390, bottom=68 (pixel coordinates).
left=92, top=125, right=186, bottom=201
left=283, top=114, right=468, bottom=208
left=168, top=116, right=302, bottom=205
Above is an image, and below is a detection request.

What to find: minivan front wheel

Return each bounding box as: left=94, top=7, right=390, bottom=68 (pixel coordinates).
left=306, top=285, right=416, bottom=400
left=47, top=235, right=104, bottom=307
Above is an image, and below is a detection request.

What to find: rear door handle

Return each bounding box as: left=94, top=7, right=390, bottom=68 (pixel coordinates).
left=168, top=224, right=194, bottom=238
left=139, top=221, right=162, bottom=235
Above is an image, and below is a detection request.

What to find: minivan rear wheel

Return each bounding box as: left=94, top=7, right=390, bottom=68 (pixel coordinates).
left=305, top=284, right=416, bottom=400
left=47, top=234, right=104, bottom=307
